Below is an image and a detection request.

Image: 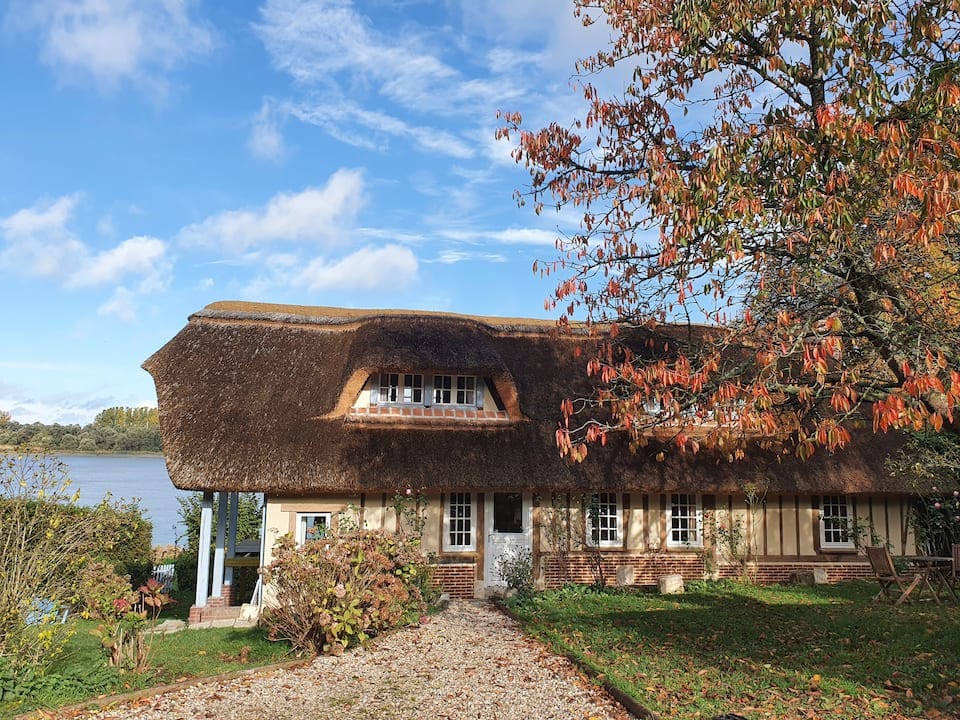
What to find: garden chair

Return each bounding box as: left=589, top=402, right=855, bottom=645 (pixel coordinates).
left=865, top=546, right=935, bottom=606
left=25, top=598, right=69, bottom=624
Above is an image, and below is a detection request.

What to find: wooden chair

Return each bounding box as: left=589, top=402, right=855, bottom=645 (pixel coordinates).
left=865, top=546, right=937, bottom=606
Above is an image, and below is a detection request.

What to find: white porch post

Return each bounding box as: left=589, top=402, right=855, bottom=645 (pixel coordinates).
left=255, top=494, right=268, bottom=607
left=195, top=491, right=214, bottom=608
left=225, top=491, right=238, bottom=587
left=211, top=491, right=228, bottom=598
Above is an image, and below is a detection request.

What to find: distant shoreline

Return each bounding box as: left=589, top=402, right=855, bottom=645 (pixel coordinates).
left=0, top=446, right=164, bottom=458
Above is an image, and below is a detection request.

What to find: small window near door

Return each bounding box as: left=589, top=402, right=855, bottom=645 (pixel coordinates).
left=493, top=492, right=523, bottom=533
left=820, top=495, right=855, bottom=549
left=586, top=493, right=621, bottom=547
left=444, top=492, right=475, bottom=551
left=297, top=512, right=331, bottom=544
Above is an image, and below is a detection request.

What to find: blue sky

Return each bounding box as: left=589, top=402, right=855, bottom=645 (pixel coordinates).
left=0, top=0, right=612, bottom=425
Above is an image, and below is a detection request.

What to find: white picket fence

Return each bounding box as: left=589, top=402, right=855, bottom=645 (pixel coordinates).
left=151, top=562, right=176, bottom=592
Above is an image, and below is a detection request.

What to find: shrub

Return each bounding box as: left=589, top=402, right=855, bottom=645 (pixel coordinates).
left=496, top=547, right=534, bottom=596
left=75, top=562, right=138, bottom=620
left=0, top=453, right=100, bottom=673
left=261, top=531, right=428, bottom=656
left=63, top=497, right=153, bottom=586
left=89, top=577, right=174, bottom=673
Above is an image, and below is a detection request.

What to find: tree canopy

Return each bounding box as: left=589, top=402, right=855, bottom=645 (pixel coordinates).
left=0, top=407, right=161, bottom=453
left=499, top=0, right=960, bottom=461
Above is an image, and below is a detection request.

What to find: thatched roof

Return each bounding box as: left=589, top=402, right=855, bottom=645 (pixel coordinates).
left=144, top=301, right=911, bottom=495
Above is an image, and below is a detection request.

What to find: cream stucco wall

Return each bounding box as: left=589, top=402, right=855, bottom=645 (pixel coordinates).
left=259, top=491, right=916, bottom=572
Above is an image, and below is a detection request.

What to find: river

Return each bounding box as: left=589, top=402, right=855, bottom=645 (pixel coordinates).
left=55, top=454, right=192, bottom=547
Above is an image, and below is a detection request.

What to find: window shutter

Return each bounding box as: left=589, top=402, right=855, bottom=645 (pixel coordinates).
left=370, top=374, right=380, bottom=406
left=476, top=380, right=484, bottom=409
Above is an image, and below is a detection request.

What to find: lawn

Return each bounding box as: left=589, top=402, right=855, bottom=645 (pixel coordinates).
left=0, top=617, right=293, bottom=716
left=506, top=580, right=960, bottom=720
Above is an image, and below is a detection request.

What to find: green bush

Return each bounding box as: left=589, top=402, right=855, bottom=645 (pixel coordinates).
left=496, top=547, right=535, bottom=596
left=0, top=454, right=98, bottom=673
left=261, top=531, right=429, bottom=656
left=75, top=562, right=138, bottom=620
left=173, top=551, right=198, bottom=595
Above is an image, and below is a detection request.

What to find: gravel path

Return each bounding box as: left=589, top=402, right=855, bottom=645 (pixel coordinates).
left=80, top=601, right=630, bottom=720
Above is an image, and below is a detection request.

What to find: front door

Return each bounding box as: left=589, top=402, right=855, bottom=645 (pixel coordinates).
left=484, top=492, right=532, bottom=589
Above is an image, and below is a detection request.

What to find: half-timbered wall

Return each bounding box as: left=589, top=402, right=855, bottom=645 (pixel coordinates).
left=262, top=491, right=916, bottom=596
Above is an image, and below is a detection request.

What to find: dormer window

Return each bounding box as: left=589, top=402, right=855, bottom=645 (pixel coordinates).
left=433, top=375, right=476, bottom=406
left=352, top=371, right=510, bottom=424
left=434, top=375, right=452, bottom=404
left=457, top=376, right=476, bottom=405
left=378, top=373, right=423, bottom=404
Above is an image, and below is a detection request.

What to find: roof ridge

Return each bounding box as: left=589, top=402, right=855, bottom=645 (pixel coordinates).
left=194, top=301, right=576, bottom=334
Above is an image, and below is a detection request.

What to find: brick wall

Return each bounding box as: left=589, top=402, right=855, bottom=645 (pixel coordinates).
left=716, top=561, right=871, bottom=584
left=542, top=554, right=706, bottom=588
left=540, top=553, right=871, bottom=588
left=431, top=563, right=476, bottom=598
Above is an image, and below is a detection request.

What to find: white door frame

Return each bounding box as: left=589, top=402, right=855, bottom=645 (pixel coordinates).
left=484, top=492, right=533, bottom=589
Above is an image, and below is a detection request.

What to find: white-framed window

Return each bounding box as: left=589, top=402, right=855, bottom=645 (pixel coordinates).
left=434, top=375, right=478, bottom=406
left=443, top=492, right=476, bottom=551
left=296, top=512, right=332, bottom=544
left=820, top=495, right=855, bottom=549
left=456, top=376, right=476, bottom=405
left=586, top=493, right=621, bottom=547
left=402, top=374, right=423, bottom=403
left=667, top=493, right=703, bottom=548
left=434, top=375, right=453, bottom=404
left=378, top=373, right=423, bottom=404
left=378, top=373, right=400, bottom=403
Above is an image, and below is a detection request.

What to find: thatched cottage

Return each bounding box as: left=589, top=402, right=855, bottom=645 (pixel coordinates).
left=145, top=301, right=916, bottom=619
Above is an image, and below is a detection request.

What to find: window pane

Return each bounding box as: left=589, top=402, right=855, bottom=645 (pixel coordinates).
left=447, top=492, right=472, bottom=548
left=670, top=494, right=699, bottom=544
left=403, top=374, right=423, bottom=403
left=456, top=376, right=476, bottom=405
left=589, top=493, right=618, bottom=544
left=493, top=492, right=523, bottom=533
left=822, top=495, right=851, bottom=545
left=434, top=375, right=452, bottom=404
left=378, top=373, right=400, bottom=403
left=300, top=514, right=329, bottom=542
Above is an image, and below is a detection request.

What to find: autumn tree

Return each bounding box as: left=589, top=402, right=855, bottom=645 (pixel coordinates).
left=499, top=0, right=960, bottom=460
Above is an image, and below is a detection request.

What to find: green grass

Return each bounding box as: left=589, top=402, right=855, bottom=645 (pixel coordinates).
left=1, top=618, right=293, bottom=716
left=506, top=580, right=960, bottom=719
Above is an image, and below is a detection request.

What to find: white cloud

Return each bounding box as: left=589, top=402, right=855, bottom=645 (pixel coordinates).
left=286, top=100, right=475, bottom=158
left=253, top=0, right=531, bottom=157
left=0, top=195, right=171, bottom=317
left=178, top=169, right=366, bottom=254
left=440, top=227, right=560, bottom=246
left=293, top=244, right=417, bottom=291
left=97, top=285, right=136, bottom=321
left=249, top=100, right=285, bottom=161
left=0, top=193, right=79, bottom=238
left=74, top=235, right=167, bottom=287
left=433, top=250, right=507, bottom=264
left=256, top=0, right=473, bottom=111
left=0, top=381, right=117, bottom=425
left=9, top=0, right=216, bottom=94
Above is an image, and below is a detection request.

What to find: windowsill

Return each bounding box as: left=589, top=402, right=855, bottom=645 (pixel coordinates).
left=666, top=545, right=704, bottom=551
left=347, top=406, right=511, bottom=423
left=820, top=546, right=858, bottom=554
